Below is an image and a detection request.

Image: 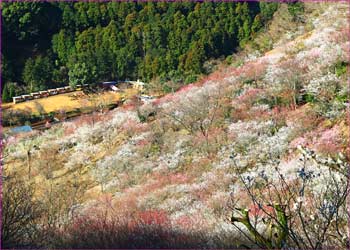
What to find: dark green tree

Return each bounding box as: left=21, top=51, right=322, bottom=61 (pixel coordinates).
left=2, top=83, right=12, bottom=102
left=68, top=62, right=96, bottom=87
left=22, top=56, right=53, bottom=92
left=3, top=2, right=278, bottom=90
left=259, top=2, right=279, bottom=21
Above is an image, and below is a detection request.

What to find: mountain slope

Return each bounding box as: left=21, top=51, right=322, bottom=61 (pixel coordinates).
left=3, top=2, right=349, bottom=249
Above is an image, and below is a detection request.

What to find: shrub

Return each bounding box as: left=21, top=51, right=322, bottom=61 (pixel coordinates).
left=287, top=1, right=304, bottom=22
left=46, top=210, right=210, bottom=249
left=2, top=177, right=43, bottom=248
left=2, top=83, right=14, bottom=102
left=314, top=125, right=344, bottom=156
left=185, top=74, right=198, bottom=84
left=2, top=109, right=41, bottom=127
left=225, top=55, right=233, bottom=65
left=260, top=2, right=279, bottom=21
left=162, top=84, right=173, bottom=93
left=304, top=72, right=340, bottom=103
left=334, top=61, right=348, bottom=77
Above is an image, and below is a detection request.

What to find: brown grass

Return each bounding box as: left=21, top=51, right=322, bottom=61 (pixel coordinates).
left=4, top=89, right=138, bottom=115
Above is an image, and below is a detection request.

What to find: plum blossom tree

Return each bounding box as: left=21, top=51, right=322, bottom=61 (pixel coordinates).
left=264, top=58, right=304, bottom=109
left=230, top=147, right=349, bottom=249
left=159, top=84, right=228, bottom=154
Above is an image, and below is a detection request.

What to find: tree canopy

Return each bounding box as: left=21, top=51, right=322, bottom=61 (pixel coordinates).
left=2, top=1, right=279, bottom=101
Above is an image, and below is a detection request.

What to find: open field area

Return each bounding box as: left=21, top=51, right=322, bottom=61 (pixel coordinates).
left=3, top=88, right=138, bottom=115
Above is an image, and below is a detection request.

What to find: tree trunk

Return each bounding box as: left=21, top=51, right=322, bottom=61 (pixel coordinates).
left=27, top=151, right=31, bottom=180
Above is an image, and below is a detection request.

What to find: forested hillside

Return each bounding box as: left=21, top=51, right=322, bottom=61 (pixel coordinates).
left=2, top=1, right=280, bottom=101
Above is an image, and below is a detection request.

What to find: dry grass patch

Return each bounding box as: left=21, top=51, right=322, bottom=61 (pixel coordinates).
left=5, top=89, right=138, bottom=115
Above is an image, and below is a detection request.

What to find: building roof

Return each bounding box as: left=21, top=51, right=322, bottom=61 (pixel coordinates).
left=102, top=81, right=117, bottom=84
left=11, top=125, right=33, bottom=134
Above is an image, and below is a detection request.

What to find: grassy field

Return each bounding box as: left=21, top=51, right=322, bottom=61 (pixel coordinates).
left=3, top=88, right=139, bottom=115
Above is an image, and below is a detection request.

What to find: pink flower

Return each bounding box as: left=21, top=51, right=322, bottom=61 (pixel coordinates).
left=309, top=47, right=321, bottom=58
left=249, top=203, right=275, bottom=218
left=137, top=210, right=169, bottom=226
left=136, top=139, right=149, bottom=147
left=178, top=83, right=196, bottom=93
left=314, top=125, right=343, bottom=155
left=290, top=136, right=308, bottom=149
left=152, top=93, right=177, bottom=106
left=235, top=88, right=263, bottom=106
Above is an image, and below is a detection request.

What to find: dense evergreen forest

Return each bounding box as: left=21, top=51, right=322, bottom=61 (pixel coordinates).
left=2, top=1, right=279, bottom=102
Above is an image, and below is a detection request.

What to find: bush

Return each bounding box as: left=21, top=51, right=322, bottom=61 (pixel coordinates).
left=162, top=84, right=173, bottom=93
left=2, top=177, right=43, bottom=248
left=287, top=1, right=304, bottom=21
left=2, top=83, right=13, bottom=102
left=334, top=61, right=348, bottom=77
left=46, top=211, right=209, bottom=249
left=2, top=82, right=22, bottom=103
left=2, top=109, right=45, bottom=127
left=184, top=74, right=198, bottom=84
left=302, top=93, right=316, bottom=104
left=225, top=55, right=233, bottom=65
left=259, top=2, right=279, bottom=21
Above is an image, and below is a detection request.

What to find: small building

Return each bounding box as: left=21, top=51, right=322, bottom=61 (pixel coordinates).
left=104, top=81, right=117, bottom=85
left=56, top=87, right=66, bottom=94
left=100, top=81, right=117, bottom=90
left=13, top=96, right=24, bottom=104
left=31, top=92, right=41, bottom=99
left=64, top=86, right=73, bottom=92
left=22, top=94, right=33, bottom=101
left=48, top=89, right=58, bottom=95
left=110, top=85, right=119, bottom=92
left=39, top=90, right=49, bottom=97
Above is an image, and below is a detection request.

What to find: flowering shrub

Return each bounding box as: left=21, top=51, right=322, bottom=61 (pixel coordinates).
left=290, top=123, right=346, bottom=158
left=234, top=88, right=264, bottom=106
left=47, top=211, right=212, bottom=249
left=304, top=72, right=340, bottom=102
left=314, top=125, right=344, bottom=156
left=285, top=104, right=320, bottom=133
left=228, top=120, right=275, bottom=153
left=192, top=127, right=227, bottom=155
left=136, top=210, right=170, bottom=226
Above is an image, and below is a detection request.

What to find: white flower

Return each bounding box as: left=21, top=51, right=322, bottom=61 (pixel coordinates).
left=297, top=197, right=304, bottom=203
